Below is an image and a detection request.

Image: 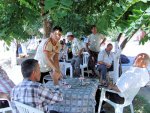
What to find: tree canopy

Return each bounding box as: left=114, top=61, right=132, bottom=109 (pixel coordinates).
left=0, top=0, right=149, bottom=44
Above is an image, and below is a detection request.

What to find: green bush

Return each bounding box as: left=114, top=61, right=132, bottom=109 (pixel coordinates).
left=124, top=95, right=150, bottom=113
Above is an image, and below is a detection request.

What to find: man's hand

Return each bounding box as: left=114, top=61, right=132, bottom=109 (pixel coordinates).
left=108, top=84, right=120, bottom=92
left=53, top=70, right=62, bottom=79
left=51, top=70, right=62, bottom=85
left=108, top=84, right=114, bottom=90
left=104, top=63, right=111, bottom=68
left=0, top=92, right=10, bottom=100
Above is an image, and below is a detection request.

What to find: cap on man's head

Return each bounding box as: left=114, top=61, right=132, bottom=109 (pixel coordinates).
left=66, top=32, right=73, bottom=37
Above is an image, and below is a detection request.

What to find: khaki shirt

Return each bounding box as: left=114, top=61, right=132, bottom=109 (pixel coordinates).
left=34, top=38, right=60, bottom=72
left=88, top=33, right=105, bottom=52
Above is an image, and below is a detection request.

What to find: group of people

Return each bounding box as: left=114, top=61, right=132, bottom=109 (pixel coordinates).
left=0, top=25, right=150, bottom=113
left=58, top=25, right=113, bottom=86
left=34, top=25, right=108, bottom=86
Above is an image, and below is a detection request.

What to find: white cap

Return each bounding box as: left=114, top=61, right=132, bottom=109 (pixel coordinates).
left=66, top=32, right=73, bottom=37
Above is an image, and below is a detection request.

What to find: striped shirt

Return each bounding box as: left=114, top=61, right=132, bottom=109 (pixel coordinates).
left=0, top=67, right=15, bottom=94
left=11, top=79, right=63, bottom=113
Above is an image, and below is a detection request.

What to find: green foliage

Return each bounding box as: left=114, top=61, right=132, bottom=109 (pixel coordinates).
left=106, top=0, right=150, bottom=43
left=0, top=0, right=149, bottom=45
left=0, top=0, right=41, bottom=43
left=44, top=0, right=72, bottom=19
left=44, top=0, right=72, bottom=10
left=124, top=95, right=150, bottom=113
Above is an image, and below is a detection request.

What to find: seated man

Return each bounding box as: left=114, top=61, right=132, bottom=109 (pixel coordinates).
left=97, top=43, right=114, bottom=85
left=66, top=32, right=84, bottom=77
left=109, top=53, right=150, bottom=93
left=0, top=66, right=15, bottom=99
left=59, top=40, right=68, bottom=62
left=11, top=59, right=63, bottom=113
left=97, top=53, right=150, bottom=112
left=0, top=66, right=15, bottom=108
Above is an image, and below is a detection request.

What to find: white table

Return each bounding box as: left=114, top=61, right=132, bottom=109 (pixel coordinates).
left=46, top=78, right=99, bottom=113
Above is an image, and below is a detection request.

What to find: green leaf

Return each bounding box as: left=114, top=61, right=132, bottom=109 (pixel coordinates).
left=145, top=7, right=150, bottom=13
left=60, top=0, right=73, bottom=7
left=129, top=15, right=140, bottom=20
left=55, top=10, right=67, bottom=18
left=143, top=14, right=150, bottom=19
left=132, top=9, right=143, bottom=15
left=141, top=0, right=149, bottom=3
left=44, top=0, right=58, bottom=10
left=113, top=6, right=123, bottom=15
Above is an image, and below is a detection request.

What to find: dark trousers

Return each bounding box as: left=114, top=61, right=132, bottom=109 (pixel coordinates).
left=71, top=55, right=82, bottom=76
left=50, top=110, right=59, bottom=113
left=97, top=64, right=113, bottom=81
left=0, top=99, right=9, bottom=108
left=95, top=89, right=124, bottom=112
left=40, top=71, right=50, bottom=83
left=88, top=50, right=99, bottom=74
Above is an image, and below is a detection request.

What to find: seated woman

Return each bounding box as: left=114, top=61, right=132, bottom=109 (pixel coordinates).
left=0, top=66, right=15, bottom=99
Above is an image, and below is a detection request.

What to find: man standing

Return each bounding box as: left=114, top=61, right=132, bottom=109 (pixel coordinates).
left=87, top=25, right=106, bottom=76
left=11, top=59, right=63, bottom=113
left=34, top=26, right=62, bottom=85
left=97, top=43, right=114, bottom=85
left=66, top=32, right=84, bottom=77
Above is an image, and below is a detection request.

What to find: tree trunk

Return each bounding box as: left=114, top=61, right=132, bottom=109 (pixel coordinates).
left=114, top=28, right=142, bottom=83
left=40, top=0, right=52, bottom=38
left=10, top=40, right=17, bottom=67
left=43, top=19, right=51, bottom=38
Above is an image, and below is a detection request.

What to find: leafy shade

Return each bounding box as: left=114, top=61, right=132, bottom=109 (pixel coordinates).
left=0, top=0, right=41, bottom=43
left=0, top=0, right=149, bottom=45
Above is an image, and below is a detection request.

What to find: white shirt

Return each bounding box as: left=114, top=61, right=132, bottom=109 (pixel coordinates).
left=98, top=49, right=114, bottom=65
left=59, top=44, right=68, bottom=60
left=71, top=38, right=83, bottom=56
left=116, top=67, right=149, bottom=100
left=88, top=33, right=105, bottom=52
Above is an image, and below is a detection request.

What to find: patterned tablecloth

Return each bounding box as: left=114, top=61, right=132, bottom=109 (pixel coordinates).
left=45, top=78, right=99, bottom=113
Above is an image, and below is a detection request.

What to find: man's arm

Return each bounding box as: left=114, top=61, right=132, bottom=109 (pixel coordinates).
left=97, top=52, right=111, bottom=67
left=0, top=92, right=10, bottom=100
left=99, top=34, right=106, bottom=46
left=39, top=85, right=63, bottom=103
left=97, top=61, right=111, bottom=68
left=100, top=38, right=106, bottom=46
left=44, top=51, right=61, bottom=85
left=78, top=48, right=84, bottom=57
left=108, top=84, right=121, bottom=92
left=86, top=36, right=91, bottom=52
left=53, top=53, right=60, bottom=72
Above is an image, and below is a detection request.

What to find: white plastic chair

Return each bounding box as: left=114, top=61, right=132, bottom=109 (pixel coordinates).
left=14, top=101, right=44, bottom=113
left=80, top=52, right=92, bottom=77
left=0, top=98, right=13, bottom=113
left=43, top=74, right=53, bottom=84
left=59, top=62, right=73, bottom=78
left=98, top=88, right=137, bottom=113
